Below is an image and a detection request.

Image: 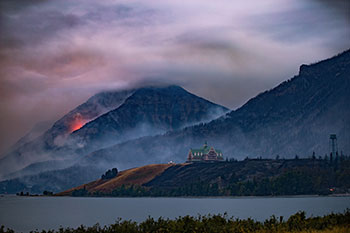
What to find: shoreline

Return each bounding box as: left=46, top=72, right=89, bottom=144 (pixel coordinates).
left=2, top=193, right=350, bottom=198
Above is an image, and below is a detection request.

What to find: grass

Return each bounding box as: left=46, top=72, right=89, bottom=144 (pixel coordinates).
left=1, top=210, right=349, bottom=233
left=57, top=164, right=176, bottom=196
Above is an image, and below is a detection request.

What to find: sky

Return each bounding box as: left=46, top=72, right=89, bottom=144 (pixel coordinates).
left=0, top=0, right=349, bottom=154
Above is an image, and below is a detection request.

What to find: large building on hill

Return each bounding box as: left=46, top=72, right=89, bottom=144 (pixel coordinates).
left=186, top=142, right=224, bottom=162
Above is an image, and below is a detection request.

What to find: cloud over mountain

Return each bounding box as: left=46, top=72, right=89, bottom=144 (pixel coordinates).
left=0, top=0, right=349, bottom=154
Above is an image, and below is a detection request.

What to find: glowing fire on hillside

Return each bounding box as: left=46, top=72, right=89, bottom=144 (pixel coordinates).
left=69, top=113, right=86, bottom=132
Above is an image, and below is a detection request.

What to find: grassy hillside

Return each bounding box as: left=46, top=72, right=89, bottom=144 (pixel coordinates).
left=57, top=164, right=176, bottom=196
left=59, top=157, right=350, bottom=197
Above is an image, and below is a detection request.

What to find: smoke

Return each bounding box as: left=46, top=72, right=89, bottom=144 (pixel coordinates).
left=0, top=0, right=349, bottom=154
left=0, top=88, right=135, bottom=179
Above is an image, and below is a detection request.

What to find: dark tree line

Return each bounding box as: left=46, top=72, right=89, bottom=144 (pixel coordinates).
left=101, top=168, right=118, bottom=180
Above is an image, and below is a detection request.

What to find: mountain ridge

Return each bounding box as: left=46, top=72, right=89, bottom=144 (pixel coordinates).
left=0, top=50, right=349, bottom=194
left=80, top=49, right=350, bottom=168
left=69, top=85, right=229, bottom=152
left=0, top=85, right=229, bottom=183
left=0, top=88, right=135, bottom=178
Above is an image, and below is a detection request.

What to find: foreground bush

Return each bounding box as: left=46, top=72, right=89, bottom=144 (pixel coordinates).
left=1, top=210, right=349, bottom=233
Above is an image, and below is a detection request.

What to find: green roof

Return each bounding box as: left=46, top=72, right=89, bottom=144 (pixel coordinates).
left=190, top=142, right=223, bottom=157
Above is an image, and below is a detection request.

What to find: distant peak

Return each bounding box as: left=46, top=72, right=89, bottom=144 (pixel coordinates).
left=134, top=85, right=188, bottom=95
left=139, top=85, right=184, bottom=91
left=299, top=64, right=310, bottom=75
left=299, top=49, right=350, bottom=76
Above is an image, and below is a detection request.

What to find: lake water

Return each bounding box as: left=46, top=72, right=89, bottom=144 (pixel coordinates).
left=0, top=195, right=349, bottom=232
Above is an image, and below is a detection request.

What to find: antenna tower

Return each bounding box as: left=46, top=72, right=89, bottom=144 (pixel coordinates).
left=329, top=134, right=338, bottom=158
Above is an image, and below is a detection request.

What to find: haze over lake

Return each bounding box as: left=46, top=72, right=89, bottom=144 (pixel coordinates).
left=1, top=196, right=349, bottom=232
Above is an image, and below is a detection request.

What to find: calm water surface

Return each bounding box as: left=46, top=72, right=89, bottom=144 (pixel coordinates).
left=0, top=195, right=349, bottom=232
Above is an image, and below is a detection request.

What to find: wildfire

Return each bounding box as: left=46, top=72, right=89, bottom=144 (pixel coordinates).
left=69, top=113, right=86, bottom=132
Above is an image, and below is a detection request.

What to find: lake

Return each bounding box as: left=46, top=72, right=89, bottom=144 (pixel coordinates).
left=0, top=195, right=349, bottom=232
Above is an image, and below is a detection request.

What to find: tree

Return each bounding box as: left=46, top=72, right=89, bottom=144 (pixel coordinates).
left=312, top=151, right=316, bottom=160
left=101, top=168, right=119, bottom=180
left=335, top=152, right=339, bottom=162
left=324, top=154, right=328, bottom=161
left=43, top=190, right=53, bottom=196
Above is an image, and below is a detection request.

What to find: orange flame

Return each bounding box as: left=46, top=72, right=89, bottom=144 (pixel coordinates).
left=70, top=113, right=86, bottom=132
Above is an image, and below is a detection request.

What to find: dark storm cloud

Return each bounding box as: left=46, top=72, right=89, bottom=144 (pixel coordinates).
left=0, top=0, right=349, bottom=154
left=245, top=1, right=349, bottom=49
left=0, top=0, right=48, bottom=13
left=314, top=0, right=350, bottom=19
left=0, top=1, right=78, bottom=48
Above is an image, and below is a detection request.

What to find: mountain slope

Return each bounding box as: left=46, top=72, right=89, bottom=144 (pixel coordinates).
left=0, top=89, right=134, bottom=178
left=69, top=85, right=229, bottom=152
left=0, top=85, right=229, bottom=191
left=1, top=50, right=348, bottom=193
left=81, top=49, right=350, bottom=169
left=57, top=164, right=175, bottom=196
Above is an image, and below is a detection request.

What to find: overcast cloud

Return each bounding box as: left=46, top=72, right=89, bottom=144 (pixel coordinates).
left=0, top=0, right=349, bottom=154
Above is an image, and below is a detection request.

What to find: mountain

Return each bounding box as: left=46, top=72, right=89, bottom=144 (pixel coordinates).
left=1, top=50, right=349, bottom=194
left=81, top=49, right=350, bottom=170
left=0, top=88, right=134, bottom=178
left=0, top=85, right=228, bottom=190
left=68, top=85, right=229, bottom=152
left=42, top=89, right=136, bottom=148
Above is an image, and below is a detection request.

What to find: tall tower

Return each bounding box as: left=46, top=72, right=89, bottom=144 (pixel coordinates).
left=329, top=134, right=338, bottom=159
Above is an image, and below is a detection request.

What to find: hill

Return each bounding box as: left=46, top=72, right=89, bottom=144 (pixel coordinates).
left=59, top=157, right=350, bottom=197
left=57, top=164, right=175, bottom=196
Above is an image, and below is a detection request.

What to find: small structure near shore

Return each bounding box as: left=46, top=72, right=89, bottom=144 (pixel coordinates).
left=186, top=142, right=224, bottom=162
